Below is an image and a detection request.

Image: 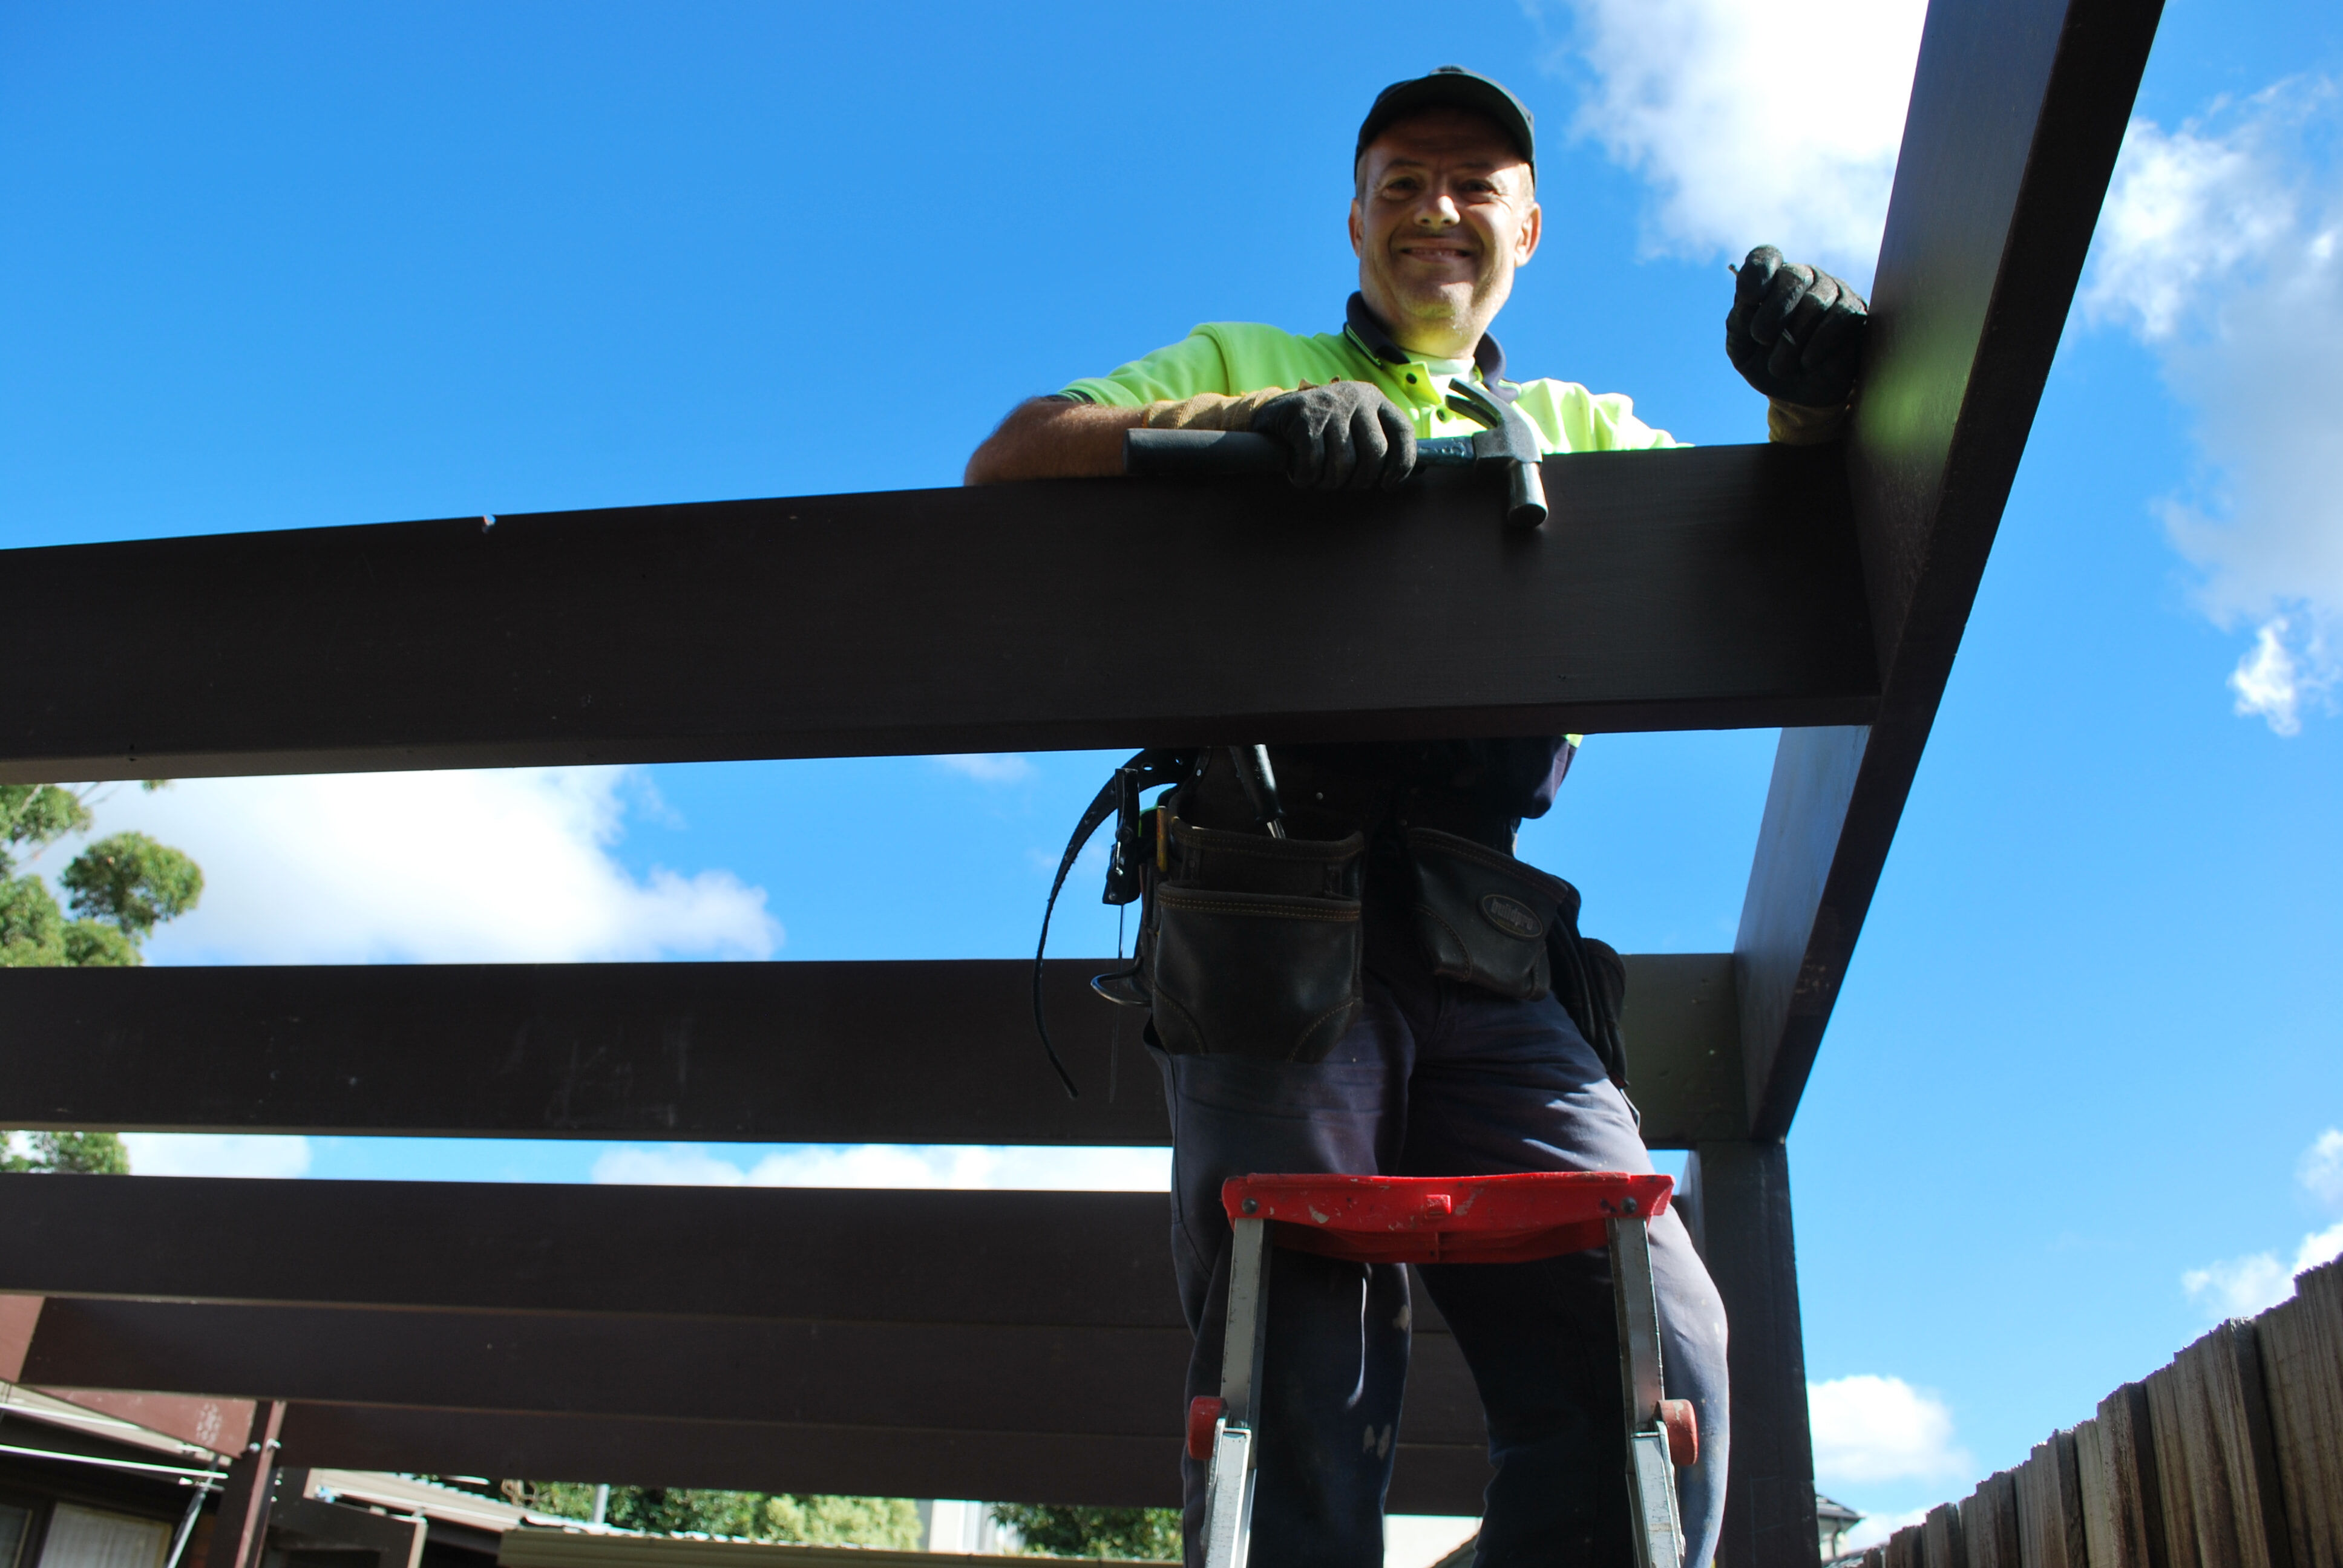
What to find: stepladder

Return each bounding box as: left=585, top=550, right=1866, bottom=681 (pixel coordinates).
left=1185, top=1171, right=1700, bottom=1568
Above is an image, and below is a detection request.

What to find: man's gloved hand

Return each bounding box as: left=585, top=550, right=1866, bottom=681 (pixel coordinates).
left=1726, top=246, right=1869, bottom=410
left=1249, top=381, right=1417, bottom=492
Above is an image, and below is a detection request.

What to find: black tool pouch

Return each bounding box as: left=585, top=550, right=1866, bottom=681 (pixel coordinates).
left=1403, top=827, right=1567, bottom=1001
left=1146, top=817, right=1365, bottom=1063
left=1406, top=828, right=1631, bottom=1088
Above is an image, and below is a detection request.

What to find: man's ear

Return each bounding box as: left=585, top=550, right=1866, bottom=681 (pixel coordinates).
left=1515, top=201, right=1542, bottom=266
left=1348, top=198, right=1365, bottom=257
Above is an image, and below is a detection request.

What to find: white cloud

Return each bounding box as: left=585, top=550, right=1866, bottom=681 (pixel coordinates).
left=2083, top=82, right=2343, bottom=732
left=1846, top=1509, right=1931, bottom=1554
left=2300, top=1128, right=2343, bottom=1206
left=122, top=1133, right=313, bottom=1179
left=85, top=767, right=780, bottom=964
left=2083, top=110, right=2302, bottom=342
left=1807, top=1374, right=1972, bottom=1486
left=933, top=754, right=1038, bottom=785
left=2227, top=618, right=2322, bottom=734
left=2304, top=1221, right=2343, bottom=1273
left=2182, top=1252, right=2295, bottom=1321
left=589, top=1142, right=1172, bottom=1192
left=2183, top=1223, right=2343, bottom=1321
left=2182, top=1125, right=2343, bottom=1319
left=1530, top=0, right=1929, bottom=281
left=588, top=1145, right=758, bottom=1187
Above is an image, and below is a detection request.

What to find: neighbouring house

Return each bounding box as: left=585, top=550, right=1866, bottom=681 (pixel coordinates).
left=0, top=1379, right=576, bottom=1568
left=1815, top=1494, right=1863, bottom=1561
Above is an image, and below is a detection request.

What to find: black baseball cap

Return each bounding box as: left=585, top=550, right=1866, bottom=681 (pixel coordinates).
left=1355, top=66, right=1536, bottom=171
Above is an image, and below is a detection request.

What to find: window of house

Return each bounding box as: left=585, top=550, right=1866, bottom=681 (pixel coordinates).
left=36, top=1506, right=170, bottom=1568
left=0, top=1502, right=33, bottom=1568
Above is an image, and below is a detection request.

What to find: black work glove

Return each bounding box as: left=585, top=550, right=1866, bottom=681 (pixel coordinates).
left=1249, top=382, right=1417, bottom=492
left=1726, top=246, right=1869, bottom=408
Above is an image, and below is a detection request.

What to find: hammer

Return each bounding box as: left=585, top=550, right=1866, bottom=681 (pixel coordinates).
left=1124, top=379, right=1550, bottom=529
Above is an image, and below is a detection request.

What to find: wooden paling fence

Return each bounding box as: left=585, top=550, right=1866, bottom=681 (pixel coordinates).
left=1861, top=1257, right=2343, bottom=1568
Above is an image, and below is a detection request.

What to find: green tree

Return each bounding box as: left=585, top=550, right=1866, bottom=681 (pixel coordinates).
left=990, top=1504, right=1181, bottom=1560
left=603, top=1490, right=762, bottom=1538
left=511, top=1485, right=922, bottom=1549
left=61, top=830, right=203, bottom=940
left=755, top=1495, right=923, bottom=1547
left=0, top=1132, right=131, bottom=1175
left=2, top=782, right=203, bottom=1174
left=2, top=783, right=200, bottom=969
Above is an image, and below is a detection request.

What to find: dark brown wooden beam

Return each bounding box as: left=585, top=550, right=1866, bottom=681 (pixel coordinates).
left=268, top=1404, right=1494, bottom=1515
left=0, top=961, right=1167, bottom=1148
left=0, top=443, right=1872, bottom=784
left=1621, top=953, right=1748, bottom=1144
left=18, top=1298, right=1484, bottom=1448
left=0, top=1178, right=1184, bottom=1327
left=1686, top=1142, right=1818, bottom=1568
left=1711, top=4, right=2163, bottom=1565
left=0, top=953, right=1743, bottom=1149
left=22, top=1299, right=1195, bottom=1436
left=1732, top=0, right=2166, bottom=1142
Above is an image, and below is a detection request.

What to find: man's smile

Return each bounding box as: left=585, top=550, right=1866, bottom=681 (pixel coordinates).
left=1395, top=242, right=1478, bottom=268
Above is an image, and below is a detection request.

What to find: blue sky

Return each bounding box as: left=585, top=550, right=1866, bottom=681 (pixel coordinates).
left=5, top=0, right=2341, bottom=1543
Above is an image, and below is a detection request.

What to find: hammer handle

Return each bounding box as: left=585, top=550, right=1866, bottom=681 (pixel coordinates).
left=1122, top=429, right=1283, bottom=475
left=1506, top=459, right=1550, bottom=529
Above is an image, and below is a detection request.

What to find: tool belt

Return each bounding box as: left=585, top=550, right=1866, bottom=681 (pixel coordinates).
left=1035, top=750, right=1628, bottom=1092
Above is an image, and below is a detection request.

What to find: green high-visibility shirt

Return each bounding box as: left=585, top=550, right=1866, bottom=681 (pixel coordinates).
left=1058, top=310, right=1679, bottom=455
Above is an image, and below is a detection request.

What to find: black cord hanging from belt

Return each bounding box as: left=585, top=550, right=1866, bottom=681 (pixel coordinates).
left=1032, top=748, right=1193, bottom=1099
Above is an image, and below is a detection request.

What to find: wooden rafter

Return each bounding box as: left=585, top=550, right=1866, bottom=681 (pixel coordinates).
left=0, top=444, right=1864, bottom=784
left=0, top=953, right=1745, bottom=1149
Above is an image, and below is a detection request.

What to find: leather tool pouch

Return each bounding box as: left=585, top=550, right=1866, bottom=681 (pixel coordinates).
left=1145, top=817, right=1365, bottom=1062
left=1404, top=827, right=1567, bottom=1001
left=1405, top=827, right=1631, bottom=1087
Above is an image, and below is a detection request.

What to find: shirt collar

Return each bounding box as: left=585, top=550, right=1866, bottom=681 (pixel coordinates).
left=1343, top=292, right=1518, bottom=402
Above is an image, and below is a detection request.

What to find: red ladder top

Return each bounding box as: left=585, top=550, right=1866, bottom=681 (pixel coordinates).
left=1221, top=1171, right=1673, bottom=1265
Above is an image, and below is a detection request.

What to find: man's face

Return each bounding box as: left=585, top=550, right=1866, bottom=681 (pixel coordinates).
left=1349, top=109, right=1540, bottom=355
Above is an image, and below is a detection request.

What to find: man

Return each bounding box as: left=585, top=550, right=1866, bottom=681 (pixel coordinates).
left=968, top=67, right=1865, bottom=1568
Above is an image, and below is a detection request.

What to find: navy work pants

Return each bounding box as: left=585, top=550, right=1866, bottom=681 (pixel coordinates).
left=1158, top=907, right=1729, bottom=1568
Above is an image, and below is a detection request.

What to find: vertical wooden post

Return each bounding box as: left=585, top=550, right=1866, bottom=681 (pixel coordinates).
left=204, top=1400, right=286, bottom=1568
left=2077, top=1383, right=2171, bottom=1568
left=2143, top=1323, right=2293, bottom=1568
left=2255, top=1260, right=2343, bottom=1568
left=2016, top=1431, right=2090, bottom=1568
left=1920, top=1503, right=1965, bottom=1568
left=1964, top=1470, right=2021, bottom=1568
left=1688, top=1140, right=1817, bottom=1568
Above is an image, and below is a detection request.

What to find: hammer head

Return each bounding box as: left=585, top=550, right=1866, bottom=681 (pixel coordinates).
left=1443, top=378, right=1550, bottom=529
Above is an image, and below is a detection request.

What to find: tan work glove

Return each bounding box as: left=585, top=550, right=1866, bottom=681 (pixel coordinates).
left=1139, top=384, right=1309, bottom=431
left=1766, top=399, right=1851, bottom=446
